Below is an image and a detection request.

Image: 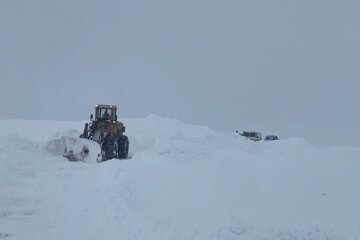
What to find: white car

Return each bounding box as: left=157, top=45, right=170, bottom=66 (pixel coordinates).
left=236, top=131, right=262, bottom=142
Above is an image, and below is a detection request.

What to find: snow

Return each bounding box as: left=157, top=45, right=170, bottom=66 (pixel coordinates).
left=0, top=116, right=360, bottom=239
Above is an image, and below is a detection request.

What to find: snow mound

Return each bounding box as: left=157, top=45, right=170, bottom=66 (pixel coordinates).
left=0, top=117, right=360, bottom=240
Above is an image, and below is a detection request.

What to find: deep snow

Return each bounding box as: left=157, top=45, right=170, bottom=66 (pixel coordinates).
left=0, top=116, right=360, bottom=240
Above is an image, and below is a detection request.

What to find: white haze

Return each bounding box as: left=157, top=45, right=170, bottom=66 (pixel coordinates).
left=0, top=0, right=359, bottom=147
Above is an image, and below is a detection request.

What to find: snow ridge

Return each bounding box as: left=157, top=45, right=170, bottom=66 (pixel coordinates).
left=0, top=117, right=359, bottom=240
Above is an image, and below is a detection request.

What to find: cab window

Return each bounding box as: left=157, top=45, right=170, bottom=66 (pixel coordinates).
left=99, top=108, right=112, bottom=120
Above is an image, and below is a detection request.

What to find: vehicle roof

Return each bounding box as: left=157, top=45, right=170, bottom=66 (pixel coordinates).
left=95, top=104, right=117, bottom=109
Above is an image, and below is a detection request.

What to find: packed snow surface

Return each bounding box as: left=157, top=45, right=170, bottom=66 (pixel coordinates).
left=1, top=116, right=360, bottom=239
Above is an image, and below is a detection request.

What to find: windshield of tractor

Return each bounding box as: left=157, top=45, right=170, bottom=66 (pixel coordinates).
left=99, top=108, right=112, bottom=120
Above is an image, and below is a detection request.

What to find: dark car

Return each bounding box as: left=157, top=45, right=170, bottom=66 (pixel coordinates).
left=264, top=135, right=279, bottom=141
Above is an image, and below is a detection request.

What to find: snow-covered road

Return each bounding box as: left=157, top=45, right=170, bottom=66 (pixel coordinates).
left=1, top=116, right=360, bottom=239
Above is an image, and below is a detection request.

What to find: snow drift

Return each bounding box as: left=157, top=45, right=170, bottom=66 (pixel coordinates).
left=0, top=116, right=360, bottom=240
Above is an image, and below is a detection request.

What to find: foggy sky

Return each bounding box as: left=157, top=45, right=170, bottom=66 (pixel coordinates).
left=1, top=0, right=359, bottom=147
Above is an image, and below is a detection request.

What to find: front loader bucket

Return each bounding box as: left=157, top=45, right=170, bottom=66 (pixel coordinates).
left=46, top=137, right=102, bottom=162
left=64, top=137, right=102, bottom=162
left=63, top=137, right=89, bottom=161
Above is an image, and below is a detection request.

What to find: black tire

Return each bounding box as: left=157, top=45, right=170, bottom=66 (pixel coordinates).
left=117, top=135, right=129, bottom=159
left=102, top=135, right=115, bottom=160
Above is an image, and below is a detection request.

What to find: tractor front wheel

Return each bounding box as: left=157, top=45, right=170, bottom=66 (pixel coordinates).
left=117, top=135, right=129, bottom=159
left=102, top=135, right=115, bottom=160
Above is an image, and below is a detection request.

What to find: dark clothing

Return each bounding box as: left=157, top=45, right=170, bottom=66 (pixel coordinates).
left=102, top=112, right=110, bottom=120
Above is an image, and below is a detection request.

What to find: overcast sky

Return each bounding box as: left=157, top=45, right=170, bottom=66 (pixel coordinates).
left=1, top=0, right=359, bottom=146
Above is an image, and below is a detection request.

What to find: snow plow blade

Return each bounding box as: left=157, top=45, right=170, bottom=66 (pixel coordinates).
left=46, top=137, right=102, bottom=162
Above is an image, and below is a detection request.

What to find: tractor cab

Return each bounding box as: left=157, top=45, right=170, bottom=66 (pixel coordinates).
left=93, top=105, right=117, bottom=122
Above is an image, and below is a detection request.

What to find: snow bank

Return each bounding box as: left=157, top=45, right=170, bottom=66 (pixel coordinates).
left=0, top=117, right=360, bottom=240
